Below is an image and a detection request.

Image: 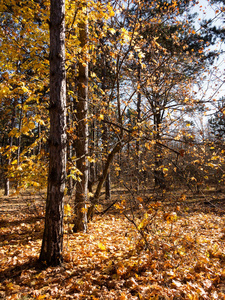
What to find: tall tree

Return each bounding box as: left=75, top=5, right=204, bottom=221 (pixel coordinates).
left=73, top=4, right=89, bottom=233
left=39, top=0, right=66, bottom=266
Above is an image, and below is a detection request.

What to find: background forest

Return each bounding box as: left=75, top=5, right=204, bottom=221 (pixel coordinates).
left=0, top=0, right=225, bottom=299
left=1, top=0, right=225, bottom=204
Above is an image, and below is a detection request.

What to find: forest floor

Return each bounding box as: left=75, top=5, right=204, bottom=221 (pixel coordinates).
left=0, top=188, right=225, bottom=300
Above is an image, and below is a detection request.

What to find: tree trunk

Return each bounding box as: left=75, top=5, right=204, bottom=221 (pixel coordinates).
left=16, top=102, right=23, bottom=189
left=153, top=103, right=165, bottom=189
left=73, top=14, right=89, bottom=233
left=4, top=178, right=9, bottom=196
left=39, top=0, right=66, bottom=266
left=89, top=117, right=97, bottom=184
left=105, top=173, right=111, bottom=200
left=101, top=55, right=111, bottom=200
left=4, top=109, right=15, bottom=196
left=88, top=141, right=122, bottom=220
left=136, top=62, right=141, bottom=191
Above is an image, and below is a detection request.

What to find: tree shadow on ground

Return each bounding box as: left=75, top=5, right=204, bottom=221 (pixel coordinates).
left=0, top=258, right=42, bottom=284
left=0, top=246, right=143, bottom=294
left=0, top=217, right=44, bottom=245
left=0, top=215, right=44, bottom=228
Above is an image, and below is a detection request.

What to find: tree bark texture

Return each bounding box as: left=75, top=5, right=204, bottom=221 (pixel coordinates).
left=135, top=62, right=141, bottom=191
left=101, top=55, right=111, bottom=200
left=39, top=0, right=66, bottom=266
left=4, top=105, right=15, bottom=196
left=153, top=101, right=165, bottom=189
left=73, top=17, right=89, bottom=233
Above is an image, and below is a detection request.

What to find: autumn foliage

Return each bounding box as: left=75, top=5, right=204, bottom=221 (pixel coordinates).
left=0, top=0, right=225, bottom=298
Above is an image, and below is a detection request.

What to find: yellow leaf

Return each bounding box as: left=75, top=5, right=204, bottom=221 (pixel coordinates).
left=138, top=218, right=147, bottom=230
left=28, top=121, right=35, bottom=130
left=98, top=242, right=106, bottom=251
left=164, top=212, right=177, bottom=223
left=81, top=206, right=88, bottom=213
left=22, top=86, right=29, bottom=93
left=9, top=128, right=19, bottom=137
left=21, top=126, right=29, bottom=134
left=211, top=156, right=219, bottom=160
left=87, top=156, right=95, bottom=163
left=109, top=28, right=116, bottom=34
left=145, top=142, right=151, bottom=150
left=207, top=163, right=215, bottom=168
left=138, top=52, right=144, bottom=59
left=64, top=204, right=72, bottom=216
left=98, top=114, right=104, bottom=120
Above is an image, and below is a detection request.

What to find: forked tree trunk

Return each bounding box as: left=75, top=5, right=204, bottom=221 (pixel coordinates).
left=73, top=15, right=89, bottom=233
left=39, top=0, right=66, bottom=266
left=88, top=142, right=122, bottom=220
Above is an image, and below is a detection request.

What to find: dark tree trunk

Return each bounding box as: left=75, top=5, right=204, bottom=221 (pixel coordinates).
left=101, top=55, right=111, bottom=200
left=89, top=116, right=97, bottom=184
left=136, top=62, right=141, bottom=191
left=105, top=173, right=111, bottom=200
left=88, top=142, right=122, bottom=220
left=153, top=103, right=165, bottom=189
left=4, top=106, right=15, bottom=196
left=73, top=15, right=89, bottom=233
left=39, top=0, right=66, bottom=266
left=4, top=178, right=9, bottom=196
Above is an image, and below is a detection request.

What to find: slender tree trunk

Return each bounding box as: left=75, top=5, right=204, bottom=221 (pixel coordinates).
left=88, top=141, right=122, bottom=220
left=39, top=0, right=66, bottom=266
left=73, top=13, right=89, bottom=233
left=16, top=103, right=23, bottom=189
left=101, top=54, right=111, bottom=200
left=4, top=106, right=15, bottom=196
left=89, top=117, right=97, bottom=184
left=68, top=142, right=74, bottom=196
left=136, top=62, right=141, bottom=191
left=4, top=178, right=9, bottom=196
left=153, top=104, right=165, bottom=189
left=67, top=99, right=75, bottom=196
left=67, top=63, right=77, bottom=196
left=105, top=173, right=111, bottom=200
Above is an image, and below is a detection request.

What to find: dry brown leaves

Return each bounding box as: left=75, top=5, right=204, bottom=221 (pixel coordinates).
left=0, top=196, right=225, bottom=300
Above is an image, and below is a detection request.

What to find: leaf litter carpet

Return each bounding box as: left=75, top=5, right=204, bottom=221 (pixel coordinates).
left=0, top=195, right=225, bottom=299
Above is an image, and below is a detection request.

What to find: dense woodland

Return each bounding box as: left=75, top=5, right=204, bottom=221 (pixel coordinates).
left=0, top=0, right=225, bottom=299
